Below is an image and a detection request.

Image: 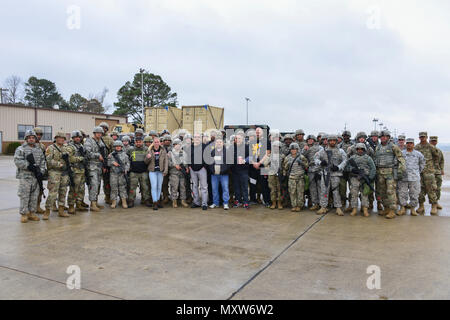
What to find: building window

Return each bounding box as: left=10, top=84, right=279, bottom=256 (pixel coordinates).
left=39, top=126, right=52, bottom=141
left=18, top=125, right=34, bottom=140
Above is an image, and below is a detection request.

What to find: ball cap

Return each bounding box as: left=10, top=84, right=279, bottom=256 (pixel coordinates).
left=419, top=131, right=428, bottom=137
left=429, top=136, right=438, bottom=141
left=406, top=138, right=415, bottom=143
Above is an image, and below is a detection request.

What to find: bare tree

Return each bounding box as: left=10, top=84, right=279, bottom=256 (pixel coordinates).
left=4, top=75, right=24, bottom=104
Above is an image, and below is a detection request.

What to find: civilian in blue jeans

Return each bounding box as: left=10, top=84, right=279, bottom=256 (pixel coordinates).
left=144, top=137, right=168, bottom=210
left=208, top=138, right=230, bottom=210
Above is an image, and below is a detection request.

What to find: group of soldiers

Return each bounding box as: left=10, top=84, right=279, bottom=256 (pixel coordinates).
left=13, top=123, right=445, bottom=223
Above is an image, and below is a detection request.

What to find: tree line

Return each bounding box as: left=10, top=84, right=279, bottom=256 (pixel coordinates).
left=1, top=69, right=178, bottom=121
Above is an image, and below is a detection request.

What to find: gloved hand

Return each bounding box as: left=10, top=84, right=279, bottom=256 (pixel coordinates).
left=320, top=160, right=328, bottom=167
left=27, top=163, right=35, bottom=171
left=62, top=153, right=69, bottom=161
left=351, top=168, right=359, bottom=174
left=331, top=165, right=339, bottom=172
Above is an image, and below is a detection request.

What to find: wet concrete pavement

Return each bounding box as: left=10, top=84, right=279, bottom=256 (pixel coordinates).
left=0, top=154, right=449, bottom=300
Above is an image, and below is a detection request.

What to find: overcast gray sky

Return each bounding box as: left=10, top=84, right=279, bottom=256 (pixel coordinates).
left=1, top=0, right=450, bottom=142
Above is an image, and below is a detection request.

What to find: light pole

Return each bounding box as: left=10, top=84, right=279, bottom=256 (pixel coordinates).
left=245, top=97, right=251, bottom=125
left=372, top=118, right=378, bottom=131
left=140, top=68, right=145, bottom=125
left=379, top=123, right=383, bottom=132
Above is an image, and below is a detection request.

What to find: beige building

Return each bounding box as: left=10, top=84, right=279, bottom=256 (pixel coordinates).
left=0, top=104, right=127, bottom=153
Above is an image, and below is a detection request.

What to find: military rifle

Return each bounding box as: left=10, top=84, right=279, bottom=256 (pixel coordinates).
left=26, top=153, right=45, bottom=198
left=348, top=158, right=376, bottom=193
left=112, top=151, right=130, bottom=192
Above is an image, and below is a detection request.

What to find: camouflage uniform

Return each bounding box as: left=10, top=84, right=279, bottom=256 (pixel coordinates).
left=45, top=142, right=71, bottom=210
left=263, top=141, right=285, bottom=205
left=84, top=135, right=106, bottom=202
left=338, top=134, right=354, bottom=207
left=398, top=148, right=425, bottom=207
left=283, top=149, right=308, bottom=209
left=107, top=149, right=130, bottom=201
left=101, top=135, right=114, bottom=202
left=347, top=152, right=376, bottom=209
left=14, top=140, right=46, bottom=216
left=314, top=140, right=347, bottom=209
left=374, top=137, right=405, bottom=211
left=430, top=137, right=444, bottom=202
left=67, top=137, right=87, bottom=208
left=127, top=144, right=151, bottom=204
left=168, top=146, right=188, bottom=201
left=302, top=139, right=323, bottom=207
left=414, top=140, right=439, bottom=205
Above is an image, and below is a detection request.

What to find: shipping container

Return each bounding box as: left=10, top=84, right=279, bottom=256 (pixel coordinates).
left=144, top=106, right=182, bottom=134
left=181, top=105, right=224, bottom=135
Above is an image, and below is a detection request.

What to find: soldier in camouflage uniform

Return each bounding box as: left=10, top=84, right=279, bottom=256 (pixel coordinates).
left=108, top=141, right=130, bottom=209
left=374, top=130, right=405, bottom=219
left=122, top=135, right=132, bottom=153
left=281, top=134, right=293, bottom=157
left=283, top=143, right=308, bottom=212
left=397, top=138, right=425, bottom=216
left=162, top=135, right=173, bottom=204
left=302, top=135, right=323, bottom=211
left=338, top=130, right=354, bottom=211
left=415, top=132, right=440, bottom=215
left=429, top=136, right=444, bottom=210
left=111, top=131, right=119, bottom=142
left=315, top=135, right=347, bottom=215
left=84, top=126, right=107, bottom=212
left=262, top=140, right=285, bottom=210
left=14, top=130, right=46, bottom=223
left=366, top=130, right=380, bottom=211
left=67, top=130, right=88, bottom=214
left=397, top=135, right=406, bottom=151
left=127, top=136, right=151, bottom=207
left=168, top=139, right=189, bottom=208
left=44, top=132, right=71, bottom=219
left=33, top=127, right=47, bottom=214
left=99, top=122, right=113, bottom=204
left=144, top=135, right=153, bottom=149
left=294, top=129, right=307, bottom=150
left=347, top=143, right=376, bottom=217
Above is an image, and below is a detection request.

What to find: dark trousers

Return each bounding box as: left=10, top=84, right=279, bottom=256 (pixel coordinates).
left=249, top=167, right=270, bottom=204
left=233, top=170, right=249, bottom=205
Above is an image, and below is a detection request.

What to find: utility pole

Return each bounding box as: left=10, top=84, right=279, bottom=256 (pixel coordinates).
left=245, top=97, right=251, bottom=125
left=379, top=123, right=383, bottom=132
left=0, top=88, right=9, bottom=104
left=140, top=68, right=145, bottom=126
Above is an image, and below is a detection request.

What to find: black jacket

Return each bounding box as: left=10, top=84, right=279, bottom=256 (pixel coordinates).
left=208, top=147, right=230, bottom=175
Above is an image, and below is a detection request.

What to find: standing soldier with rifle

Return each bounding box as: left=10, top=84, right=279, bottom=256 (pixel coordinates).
left=283, top=142, right=309, bottom=212
left=302, top=135, right=323, bottom=211
left=99, top=122, right=114, bottom=205
left=44, top=132, right=71, bottom=219
left=67, top=130, right=88, bottom=214
left=84, top=126, right=107, bottom=212
left=314, top=134, right=348, bottom=216
left=14, top=130, right=46, bottom=223
left=347, top=143, right=376, bottom=217
left=33, top=127, right=48, bottom=215
left=108, top=141, right=130, bottom=209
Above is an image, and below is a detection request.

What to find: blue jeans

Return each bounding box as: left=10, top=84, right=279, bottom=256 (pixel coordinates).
left=211, top=174, right=230, bottom=206
left=149, top=171, right=164, bottom=202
